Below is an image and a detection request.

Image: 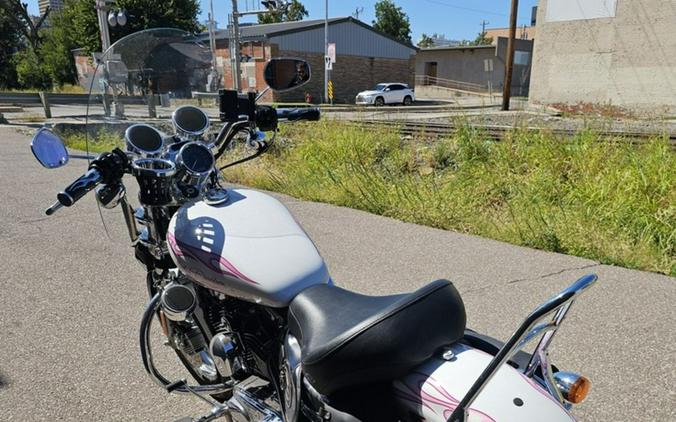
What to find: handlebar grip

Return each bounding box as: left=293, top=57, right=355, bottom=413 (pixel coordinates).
left=57, top=168, right=103, bottom=207
left=276, top=107, right=321, bottom=122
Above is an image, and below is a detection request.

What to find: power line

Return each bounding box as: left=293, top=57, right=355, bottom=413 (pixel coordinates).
left=422, top=0, right=507, bottom=17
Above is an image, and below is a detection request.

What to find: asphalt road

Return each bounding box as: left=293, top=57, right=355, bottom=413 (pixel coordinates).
left=1, top=126, right=674, bottom=421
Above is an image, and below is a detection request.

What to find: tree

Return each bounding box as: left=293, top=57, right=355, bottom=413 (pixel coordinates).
left=0, top=0, right=51, bottom=50
left=471, top=31, right=493, bottom=46
left=418, top=33, right=434, bottom=48
left=0, top=9, right=21, bottom=88
left=56, top=0, right=201, bottom=55
left=372, top=0, right=411, bottom=44
left=40, top=10, right=79, bottom=87
left=258, top=0, right=308, bottom=24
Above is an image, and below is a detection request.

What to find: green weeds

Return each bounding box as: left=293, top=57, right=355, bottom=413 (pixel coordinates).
left=223, top=120, right=676, bottom=276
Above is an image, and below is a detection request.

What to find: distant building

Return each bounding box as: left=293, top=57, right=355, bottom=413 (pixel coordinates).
left=484, top=25, right=535, bottom=45
left=38, top=0, right=63, bottom=16
left=485, top=7, right=538, bottom=45
left=416, top=37, right=533, bottom=97
left=201, top=17, right=417, bottom=103
left=530, top=0, right=676, bottom=113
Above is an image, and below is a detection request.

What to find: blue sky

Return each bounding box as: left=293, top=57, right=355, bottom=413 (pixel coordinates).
left=27, top=0, right=539, bottom=42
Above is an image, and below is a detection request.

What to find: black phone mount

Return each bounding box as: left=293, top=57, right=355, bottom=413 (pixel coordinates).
left=219, top=90, right=256, bottom=123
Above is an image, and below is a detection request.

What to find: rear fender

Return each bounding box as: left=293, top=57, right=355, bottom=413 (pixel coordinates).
left=393, top=343, right=575, bottom=422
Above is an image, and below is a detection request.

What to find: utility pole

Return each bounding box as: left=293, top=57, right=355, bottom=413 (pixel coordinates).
left=95, top=0, right=111, bottom=52
left=324, top=0, right=328, bottom=103
left=502, top=0, right=518, bottom=111
left=480, top=20, right=489, bottom=37
left=230, top=0, right=242, bottom=92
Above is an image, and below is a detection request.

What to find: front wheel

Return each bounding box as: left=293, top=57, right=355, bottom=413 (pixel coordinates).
left=403, top=96, right=413, bottom=106
left=374, top=97, right=385, bottom=107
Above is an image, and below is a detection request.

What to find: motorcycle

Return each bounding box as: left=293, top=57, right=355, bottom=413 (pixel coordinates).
left=30, top=28, right=597, bottom=422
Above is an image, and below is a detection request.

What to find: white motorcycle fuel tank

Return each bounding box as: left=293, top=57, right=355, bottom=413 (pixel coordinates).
left=167, top=188, right=330, bottom=307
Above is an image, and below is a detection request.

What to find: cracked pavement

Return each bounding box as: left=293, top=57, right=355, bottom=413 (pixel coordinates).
left=0, top=126, right=674, bottom=421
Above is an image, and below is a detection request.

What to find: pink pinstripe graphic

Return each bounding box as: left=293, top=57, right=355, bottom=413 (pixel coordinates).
left=167, top=232, right=258, bottom=285
left=395, top=372, right=496, bottom=422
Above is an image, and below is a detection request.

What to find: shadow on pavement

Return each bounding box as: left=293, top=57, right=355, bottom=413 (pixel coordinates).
left=0, top=372, right=8, bottom=389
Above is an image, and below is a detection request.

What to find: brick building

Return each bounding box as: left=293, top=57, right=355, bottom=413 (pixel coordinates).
left=203, top=17, right=417, bottom=103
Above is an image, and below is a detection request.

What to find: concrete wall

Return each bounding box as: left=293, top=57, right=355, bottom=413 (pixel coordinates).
left=415, top=38, right=532, bottom=96
left=530, top=0, right=676, bottom=113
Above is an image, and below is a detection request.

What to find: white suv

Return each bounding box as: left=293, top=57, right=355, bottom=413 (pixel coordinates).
left=355, top=83, right=415, bottom=106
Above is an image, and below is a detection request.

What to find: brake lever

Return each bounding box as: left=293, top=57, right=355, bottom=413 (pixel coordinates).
left=45, top=200, right=64, bottom=216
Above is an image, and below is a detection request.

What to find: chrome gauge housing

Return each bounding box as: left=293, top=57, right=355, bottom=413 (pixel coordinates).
left=175, top=142, right=215, bottom=198
left=125, top=124, right=164, bottom=157
left=172, top=105, right=210, bottom=141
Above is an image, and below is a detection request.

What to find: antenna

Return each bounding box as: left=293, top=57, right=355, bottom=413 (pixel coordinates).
left=352, top=6, right=364, bottom=20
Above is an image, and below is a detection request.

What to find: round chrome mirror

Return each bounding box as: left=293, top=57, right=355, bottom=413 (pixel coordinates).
left=125, top=124, right=164, bottom=157
left=263, top=58, right=311, bottom=92
left=172, top=105, right=210, bottom=141
left=30, top=128, right=69, bottom=169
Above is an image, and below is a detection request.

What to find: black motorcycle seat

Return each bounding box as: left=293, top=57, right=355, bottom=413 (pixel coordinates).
left=288, top=279, right=466, bottom=395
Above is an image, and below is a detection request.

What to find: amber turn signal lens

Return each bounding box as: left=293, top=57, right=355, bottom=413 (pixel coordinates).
left=567, top=376, right=591, bottom=404
left=553, top=371, right=591, bottom=404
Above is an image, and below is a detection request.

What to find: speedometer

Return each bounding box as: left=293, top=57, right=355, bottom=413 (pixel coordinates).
left=176, top=142, right=214, bottom=175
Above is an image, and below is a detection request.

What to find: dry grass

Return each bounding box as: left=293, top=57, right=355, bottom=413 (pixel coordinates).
left=223, top=120, right=676, bottom=277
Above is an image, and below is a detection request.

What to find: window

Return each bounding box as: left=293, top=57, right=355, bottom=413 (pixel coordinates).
left=389, top=84, right=404, bottom=91
left=514, top=51, right=530, bottom=66
left=484, top=58, right=494, bottom=72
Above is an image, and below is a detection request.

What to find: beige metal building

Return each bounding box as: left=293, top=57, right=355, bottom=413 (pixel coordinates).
left=416, top=37, right=533, bottom=97
left=529, top=0, right=676, bottom=113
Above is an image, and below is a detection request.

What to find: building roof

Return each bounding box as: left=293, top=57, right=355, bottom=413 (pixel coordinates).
left=204, top=16, right=416, bottom=50
left=419, top=44, right=496, bottom=52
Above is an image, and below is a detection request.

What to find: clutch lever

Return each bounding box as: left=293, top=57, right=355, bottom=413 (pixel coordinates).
left=45, top=200, right=64, bottom=216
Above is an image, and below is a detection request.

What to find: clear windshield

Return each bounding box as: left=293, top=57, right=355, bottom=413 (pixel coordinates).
left=85, top=28, right=214, bottom=242
left=86, top=28, right=213, bottom=125
left=374, top=84, right=387, bottom=91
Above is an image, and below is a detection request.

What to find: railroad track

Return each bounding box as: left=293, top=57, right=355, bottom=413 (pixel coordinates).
left=351, top=119, right=676, bottom=148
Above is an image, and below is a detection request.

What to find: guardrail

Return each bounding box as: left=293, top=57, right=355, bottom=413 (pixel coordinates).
left=0, top=91, right=149, bottom=118
left=415, top=75, right=489, bottom=94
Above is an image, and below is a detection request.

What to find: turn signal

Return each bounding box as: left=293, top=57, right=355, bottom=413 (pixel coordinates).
left=553, top=372, right=591, bottom=404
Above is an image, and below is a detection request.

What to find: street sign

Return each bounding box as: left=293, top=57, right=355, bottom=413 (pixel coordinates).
left=325, top=56, right=333, bottom=71
left=328, top=80, right=334, bottom=100
left=328, top=43, right=336, bottom=63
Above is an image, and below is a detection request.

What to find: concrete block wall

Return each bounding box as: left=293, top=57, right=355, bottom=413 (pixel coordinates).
left=530, top=0, right=676, bottom=114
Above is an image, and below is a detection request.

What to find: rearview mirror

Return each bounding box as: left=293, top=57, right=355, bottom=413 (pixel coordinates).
left=263, top=58, right=311, bottom=92
left=31, top=128, right=69, bottom=169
